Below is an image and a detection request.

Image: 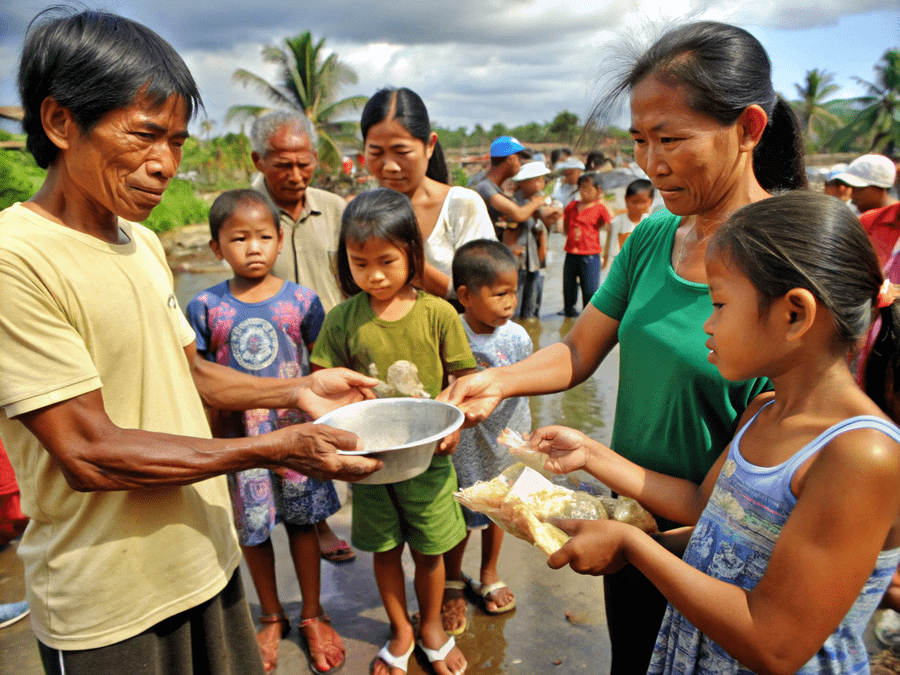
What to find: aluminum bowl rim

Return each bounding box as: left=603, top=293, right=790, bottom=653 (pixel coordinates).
left=313, top=398, right=464, bottom=455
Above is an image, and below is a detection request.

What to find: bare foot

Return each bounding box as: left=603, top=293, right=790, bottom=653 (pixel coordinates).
left=256, top=613, right=289, bottom=673
left=440, top=581, right=467, bottom=635
left=479, top=572, right=515, bottom=613
left=299, top=614, right=345, bottom=674
left=315, top=521, right=355, bottom=562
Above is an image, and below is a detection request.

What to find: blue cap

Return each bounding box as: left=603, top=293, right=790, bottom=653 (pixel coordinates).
left=490, top=136, right=525, bottom=158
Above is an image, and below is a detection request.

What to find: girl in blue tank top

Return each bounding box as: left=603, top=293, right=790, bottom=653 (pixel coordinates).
left=527, top=192, right=900, bottom=674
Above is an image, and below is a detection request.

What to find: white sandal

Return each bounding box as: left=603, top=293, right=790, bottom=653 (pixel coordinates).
left=372, top=640, right=414, bottom=675
left=464, top=573, right=516, bottom=614
left=417, top=635, right=465, bottom=674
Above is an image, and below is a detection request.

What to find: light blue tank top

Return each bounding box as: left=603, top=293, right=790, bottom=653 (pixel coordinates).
left=649, top=405, right=900, bottom=675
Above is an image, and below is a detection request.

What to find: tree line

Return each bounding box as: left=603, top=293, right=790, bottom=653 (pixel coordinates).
left=1, top=34, right=897, bottom=230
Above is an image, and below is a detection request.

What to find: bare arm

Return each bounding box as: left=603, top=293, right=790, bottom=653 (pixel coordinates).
left=531, top=425, right=723, bottom=525
left=414, top=261, right=452, bottom=298
left=17, top=389, right=382, bottom=491
left=488, top=192, right=546, bottom=225
left=530, top=393, right=773, bottom=525
left=549, top=427, right=900, bottom=675
left=439, top=304, right=620, bottom=424
left=185, top=341, right=378, bottom=419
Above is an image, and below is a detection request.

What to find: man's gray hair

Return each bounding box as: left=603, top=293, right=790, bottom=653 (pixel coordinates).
left=250, top=110, right=319, bottom=156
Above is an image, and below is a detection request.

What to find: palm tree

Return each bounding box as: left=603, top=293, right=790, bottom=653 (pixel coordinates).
left=793, top=69, right=842, bottom=151
left=227, top=32, right=369, bottom=170
left=829, top=49, right=900, bottom=155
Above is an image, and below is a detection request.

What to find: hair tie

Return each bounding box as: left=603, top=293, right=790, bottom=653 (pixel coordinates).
left=877, top=279, right=896, bottom=309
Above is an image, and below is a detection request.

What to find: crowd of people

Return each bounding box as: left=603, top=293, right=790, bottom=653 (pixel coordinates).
left=2, top=7, right=900, bottom=675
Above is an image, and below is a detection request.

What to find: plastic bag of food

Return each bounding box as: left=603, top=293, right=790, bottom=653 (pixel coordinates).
left=455, top=463, right=658, bottom=556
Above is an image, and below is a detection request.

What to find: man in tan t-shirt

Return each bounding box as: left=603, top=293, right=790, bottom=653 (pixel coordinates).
left=1, top=10, right=380, bottom=673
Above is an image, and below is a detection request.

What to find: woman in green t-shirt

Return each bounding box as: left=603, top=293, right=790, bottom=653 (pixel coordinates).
left=440, top=21, right=805, bottom=674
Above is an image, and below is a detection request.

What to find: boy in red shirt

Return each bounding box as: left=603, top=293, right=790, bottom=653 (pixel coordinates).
left=561, top=172, right=611, bottom=317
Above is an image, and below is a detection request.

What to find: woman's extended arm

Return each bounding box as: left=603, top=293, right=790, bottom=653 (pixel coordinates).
left=439, top=304, right=620, bottom=424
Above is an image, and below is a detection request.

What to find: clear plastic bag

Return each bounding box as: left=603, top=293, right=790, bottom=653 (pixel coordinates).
left=455, top=463, right=658, bottom=556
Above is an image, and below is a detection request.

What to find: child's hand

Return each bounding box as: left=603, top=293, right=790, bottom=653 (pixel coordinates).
left=435, top=428, right=460, bottom=456
left=547, top=518, right=633, bottom=576
left=528, top=425, right=592, bottom=474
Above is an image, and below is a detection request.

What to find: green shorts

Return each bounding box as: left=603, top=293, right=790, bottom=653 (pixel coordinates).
left=351, top=455, right=466, bottom=555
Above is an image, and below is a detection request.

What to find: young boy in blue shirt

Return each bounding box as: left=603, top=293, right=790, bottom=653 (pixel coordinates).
left=186, top=190, right=345, bottom=674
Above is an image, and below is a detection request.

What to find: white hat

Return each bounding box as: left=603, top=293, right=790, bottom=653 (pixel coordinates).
left=555, top=157, right=585, bottom=171
left=512, top=161, right=550, bottom=181
left=832, top=154, right=897, bottom=189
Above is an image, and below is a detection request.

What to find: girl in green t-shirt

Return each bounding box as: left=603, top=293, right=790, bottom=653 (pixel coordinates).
left=311, top=189, right=475, bottom=675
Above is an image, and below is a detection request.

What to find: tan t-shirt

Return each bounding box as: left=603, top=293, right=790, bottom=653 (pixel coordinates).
left=252, top=176, right=346, bottom=312
left=0, top=203, right=240, bottom=650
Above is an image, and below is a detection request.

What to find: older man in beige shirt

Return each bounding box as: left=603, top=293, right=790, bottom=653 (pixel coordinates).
left=250, top=111, right=347, bottom=312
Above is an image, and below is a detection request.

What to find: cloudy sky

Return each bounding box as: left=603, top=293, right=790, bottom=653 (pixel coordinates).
left=1, top=0, right=898, bottom=140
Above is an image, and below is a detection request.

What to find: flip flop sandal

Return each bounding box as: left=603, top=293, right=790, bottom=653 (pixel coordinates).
left=300, top=613, right=346, bottom=675
left=320, top=540, right=356, bottom=563
left=441, top=579, right=467, bottom=636
left=417, top=635, right=464, bottom=675
left=371, top=639, right=415, bottom=675
left=257, top=611, right=290, bottom=673
left=464, top=574, right=516, bottom=614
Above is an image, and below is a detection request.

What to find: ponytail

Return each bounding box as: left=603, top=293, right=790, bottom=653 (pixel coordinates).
left=863, top=301, right=900, bottom=423
left=587, top=22, right=807, bottom=194
left=753, top=95, right=806, bottom=191
left=427, top=139, right=450, bottom=185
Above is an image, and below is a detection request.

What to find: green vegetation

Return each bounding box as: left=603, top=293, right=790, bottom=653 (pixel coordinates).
left=792, top=69, right=843, bottom=152
left=0, top=143, right=45, bottom=210
left=179, top=134, right=256, bottom=190
left=0, top=130, right=44, bottom=209
left=143, top=178, right=210, bottom=233
left=227, top=31, right=369, bottom=171
left=827, top=48, right=900, bottom=155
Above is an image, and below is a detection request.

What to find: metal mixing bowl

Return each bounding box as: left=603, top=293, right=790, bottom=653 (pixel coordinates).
left=314, top=398, right=465, bottom=484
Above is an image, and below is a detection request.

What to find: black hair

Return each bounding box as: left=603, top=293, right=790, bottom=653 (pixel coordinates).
left=591, top=21, right=805, bottom=192
left=18, top=7, right=202, bottom=169
left=585, top=150, right=612, bottom=171
left=208, top=189, right=280, bottom=242
left=709, top=191, right=888, bottom=355
left=550, top=148, right=573, bottom=166
left=452, top=239, right=518, bottom=293
left=864, top=299, right=900, bottom=423
left=337, top=189, right=425, bottom=296
left=360, top=87, right=449, bottom=184
left=625, top=178, right=654, bottom=199
left=577, top=172, right=604, bottom=189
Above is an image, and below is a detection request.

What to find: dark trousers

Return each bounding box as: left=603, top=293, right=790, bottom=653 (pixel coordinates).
left=563, top=253, right=601, bottom=315
left=604, top=563, right=670, bottom=674
left=38, top=570, right=264, bottom=675
left=603, top=512, right=678, bottom=675
left=517, top=269, right=542, bottom=318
